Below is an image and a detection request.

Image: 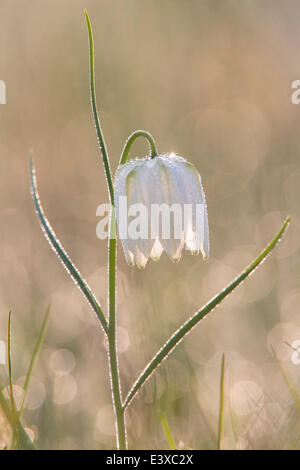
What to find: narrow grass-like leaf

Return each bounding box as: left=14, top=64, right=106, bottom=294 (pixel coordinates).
left=217, top=354, right=226, bottom=450
left=7, top=312, right=15, bottom=414
left=1, top=311, right=42, bottom=450
left=0, top=387, right=36, bottom=450
left=29, top=155, right=108, bottom=334
left=124, top=217, right=290, bottom=409
left=159, top=410, right=176, bottom=450
left=18, top=306, right=50, bottom=418
left=7, top=311, right=21, bottom=449
left=85, top=10, right=114, bottom=205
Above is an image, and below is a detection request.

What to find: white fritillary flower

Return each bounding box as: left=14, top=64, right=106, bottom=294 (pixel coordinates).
left=114, top=153, right=209, bottom=269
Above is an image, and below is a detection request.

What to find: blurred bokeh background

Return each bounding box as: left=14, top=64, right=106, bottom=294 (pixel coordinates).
left=0, top=0, right=299, bottom=450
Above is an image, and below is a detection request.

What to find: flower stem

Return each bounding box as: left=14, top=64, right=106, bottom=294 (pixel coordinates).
left=107, top=210, right=127, bottom=449
left=85, top=11, right=126, bottom=448
left=119, top=130, right=158, bottom=165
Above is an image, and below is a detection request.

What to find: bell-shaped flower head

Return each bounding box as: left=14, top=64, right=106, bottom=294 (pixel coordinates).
left=114, top=153, right=209, bottom=269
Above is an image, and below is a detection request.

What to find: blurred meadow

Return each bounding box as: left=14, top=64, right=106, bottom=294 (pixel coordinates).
left=0, top=0, right=300, bottom=450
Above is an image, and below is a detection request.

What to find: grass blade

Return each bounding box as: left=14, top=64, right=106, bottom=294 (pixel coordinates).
left=124, top=217, right=291, bottom=409
left=217, top=354, right=226, bottom=450
left=7, top=312, right=15, bottom=415
left=18, top=306, right=50, bottom=418
left=1, top=310, right=45, bottom=450
left=8, top=311, right=20, bottom=448
left=159, top=410, right=176, bottom=450
left=7, top=312, right=35, bottom=449
left=0, top=387, right=36, bottom=450
left=29, top=155, right=108, bottom=334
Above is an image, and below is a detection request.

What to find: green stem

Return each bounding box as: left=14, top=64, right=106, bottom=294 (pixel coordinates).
left=85, top=11, right=127, bottom=449
left=85, top=10, right=127, bottom=449
left=217, top=354, right=225, bottom=450
left=119, top=130, right=158, bottom=166
left=107, top=210, right=127, bottom=449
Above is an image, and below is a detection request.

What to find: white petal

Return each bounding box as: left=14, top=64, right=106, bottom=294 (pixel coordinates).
left=135, top=246, right=148, bottom=269
left=201, top=202, right=209, bottom=259
left=150, top=238, right=164, bottom=261
left=154, top=158, right=186, bottom=261
left=179, top=161, right=209, bottom=259
left=126, top=162, right=155, bottom=267
left=122, top=242, right=135, bottom=267
left=114, top=160, right=145, bottom=266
